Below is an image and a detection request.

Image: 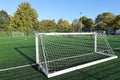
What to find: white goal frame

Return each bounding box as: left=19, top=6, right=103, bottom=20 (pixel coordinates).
left=12, top=31, right=25, bottom=37
left=35, top=32, right=118, bottom=78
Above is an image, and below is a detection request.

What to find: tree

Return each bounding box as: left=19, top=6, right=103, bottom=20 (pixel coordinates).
left=112, top=15, right=120, bottom=30
left=95, top=12, right=116, bottom=30
left=72, top=19, right=83, bottom=32
left=8, top=15, right=16, bottom=32
left=0, top=10, right=10, bottom=31
left=14, top=2, right=38, bottom=35
left=57, top=19, right=72, bottom=32
left=39, top=19, right=57, bottom=32
left=79, top=16, right=93, bottom=32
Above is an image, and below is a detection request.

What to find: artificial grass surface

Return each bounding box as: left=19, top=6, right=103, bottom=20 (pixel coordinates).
left=0, top=35, right=119, bottom=80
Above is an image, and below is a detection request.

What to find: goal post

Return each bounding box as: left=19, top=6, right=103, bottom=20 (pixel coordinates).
left=94, top=33, right=97, bottom=53
left=35, top=32, right=118, bottom=78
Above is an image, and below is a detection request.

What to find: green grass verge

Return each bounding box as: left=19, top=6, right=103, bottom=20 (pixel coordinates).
left=0, top=36, right=36, bottom=69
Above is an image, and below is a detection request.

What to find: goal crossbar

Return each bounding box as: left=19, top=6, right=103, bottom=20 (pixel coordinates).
left=38, top=32, right=95, bottom=35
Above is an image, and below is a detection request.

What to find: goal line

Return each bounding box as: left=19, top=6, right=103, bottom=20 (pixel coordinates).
left=0, top=64, right=36, bottom=72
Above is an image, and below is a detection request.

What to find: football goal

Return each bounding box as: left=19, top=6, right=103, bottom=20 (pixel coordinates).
left=12, top=31, right=25, bottom=37
left=35, top=32, right=118, bottom=78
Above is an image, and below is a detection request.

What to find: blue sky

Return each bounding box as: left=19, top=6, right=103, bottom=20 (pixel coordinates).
left=0, top=0, right=120, bottom=23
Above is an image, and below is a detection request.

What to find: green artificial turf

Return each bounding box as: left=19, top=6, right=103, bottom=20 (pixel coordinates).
left=0, top=35, right=120, bottom=80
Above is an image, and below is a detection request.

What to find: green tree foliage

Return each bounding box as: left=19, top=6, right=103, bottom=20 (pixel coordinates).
left=13, top=2, right=38, bottom=35
left=39, top=19, right=57, bottom=32
left=57, top=19, right=72, bottom=32
left=8, top=16, right=16, bottom=32
left=1, top=4, right=120, bottom=33
left=95, top=12, right=116, bottom=30
left=72, top=19, right=83, bottom=32
left=0, top=10, right=10, bottom=31
left=79, top=16, right=93, bottom=32
left=112, top=15, right=120, bottom=30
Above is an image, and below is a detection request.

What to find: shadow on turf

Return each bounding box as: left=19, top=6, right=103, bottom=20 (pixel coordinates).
left=15, top=46, right=36, bottom=64
left=114, top=49, right=120, bottom=52
left=14, top=46, right=48, bottom=78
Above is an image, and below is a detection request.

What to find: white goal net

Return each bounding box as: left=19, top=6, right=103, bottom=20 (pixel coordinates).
left=35, top=32, right=118, bottom=78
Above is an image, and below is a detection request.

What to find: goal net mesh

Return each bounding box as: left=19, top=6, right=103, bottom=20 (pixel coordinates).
left=36, top=33, right=117, bottom=77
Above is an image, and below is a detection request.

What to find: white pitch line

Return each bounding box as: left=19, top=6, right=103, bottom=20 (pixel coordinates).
left=114, top=48, right=120, bottom=50
left=0, top=64, right=36, bottom=72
